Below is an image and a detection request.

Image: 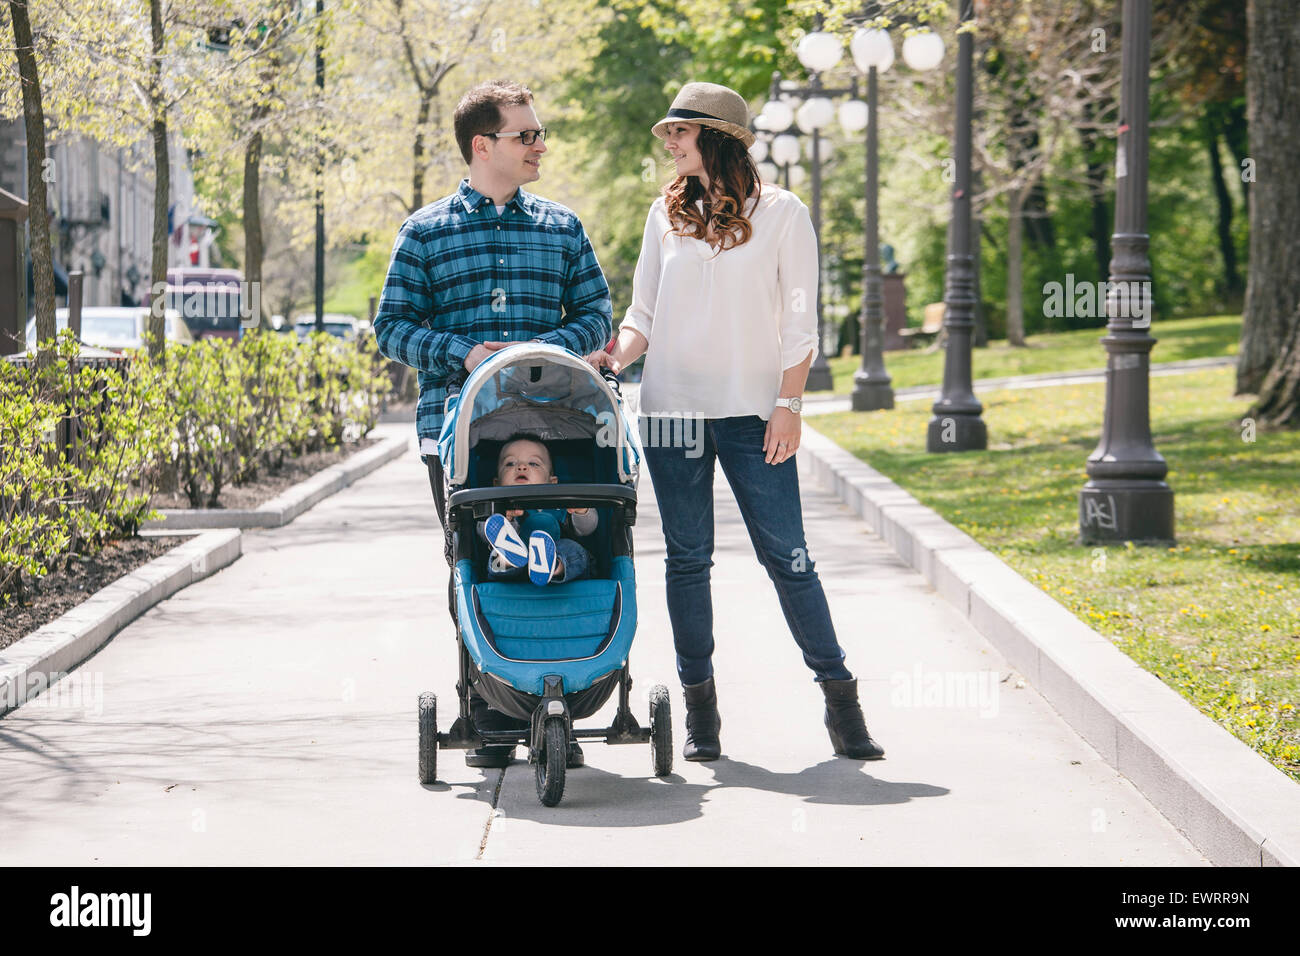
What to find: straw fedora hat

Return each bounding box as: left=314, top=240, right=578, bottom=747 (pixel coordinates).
left=651, top=82, right=755, bottom=149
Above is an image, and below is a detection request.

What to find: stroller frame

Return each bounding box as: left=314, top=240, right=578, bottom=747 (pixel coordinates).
left=418, top=348, right=671, bottom=805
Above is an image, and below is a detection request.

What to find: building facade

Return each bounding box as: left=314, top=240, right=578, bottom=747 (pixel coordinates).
left=0, top=118, right=211, bottom=313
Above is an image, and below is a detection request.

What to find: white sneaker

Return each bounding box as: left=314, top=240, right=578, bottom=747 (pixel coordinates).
left=485, top=513, right=527, bottom=568
left=528, top=531, right=558, bottom=586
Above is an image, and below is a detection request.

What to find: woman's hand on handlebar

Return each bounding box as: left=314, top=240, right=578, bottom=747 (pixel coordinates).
left=586, top=349, right=623, bottom=375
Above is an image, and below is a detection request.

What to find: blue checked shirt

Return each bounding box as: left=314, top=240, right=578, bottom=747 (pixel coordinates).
left=374, top=179, right=613, bottom=451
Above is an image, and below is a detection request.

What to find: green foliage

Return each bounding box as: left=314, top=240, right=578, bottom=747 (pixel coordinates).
left=814, top=364, right=1300, bottom=779
left=0, top=332, right=168, bottom=605
left=0, top=360, right=72, bottom=604
left=159, top=333, right=389, bottom=507
left=0, top=332, right=391, bottom=604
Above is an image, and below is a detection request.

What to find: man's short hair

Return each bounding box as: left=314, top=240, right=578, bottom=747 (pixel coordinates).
left=453, top=80, right=534, bottom=165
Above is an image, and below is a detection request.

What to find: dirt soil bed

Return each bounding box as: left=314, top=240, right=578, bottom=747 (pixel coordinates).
left=0, top=536, right=186, bottom=651
left=148, top=437, right=379, bottom=511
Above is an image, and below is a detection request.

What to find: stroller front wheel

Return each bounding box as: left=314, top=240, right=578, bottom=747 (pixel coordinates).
left=535, top=717, right=567, bottom=807
left=649, top=684, right=673, bottom=777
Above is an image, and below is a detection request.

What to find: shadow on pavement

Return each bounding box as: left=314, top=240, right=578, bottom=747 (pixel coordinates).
left=489, top=755, right=948, bottom=828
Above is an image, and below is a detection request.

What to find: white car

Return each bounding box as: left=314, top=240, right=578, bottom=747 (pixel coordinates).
left=26, top=306, right=194, bottom=352
left=293, top=313, right=361, bottom=342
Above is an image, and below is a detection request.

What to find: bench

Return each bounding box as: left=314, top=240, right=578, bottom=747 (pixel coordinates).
left=898, top=302, right=945, bottom=347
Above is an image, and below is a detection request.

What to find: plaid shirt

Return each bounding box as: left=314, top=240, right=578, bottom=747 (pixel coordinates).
left=374, top=179, right=612, bottom=450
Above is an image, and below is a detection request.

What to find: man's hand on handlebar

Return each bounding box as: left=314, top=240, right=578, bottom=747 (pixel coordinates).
left=464, top=341, right=511, bottom=373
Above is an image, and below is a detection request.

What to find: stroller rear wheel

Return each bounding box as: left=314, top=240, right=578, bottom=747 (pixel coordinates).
left=535, top=717, right=567, bottom=807
left=418, top=692, right=438, bottom=784
left=649, top=684, right=673, bottom=777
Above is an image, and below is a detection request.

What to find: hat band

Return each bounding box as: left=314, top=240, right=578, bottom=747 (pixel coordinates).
left=665, top=107, right=732, bottom=124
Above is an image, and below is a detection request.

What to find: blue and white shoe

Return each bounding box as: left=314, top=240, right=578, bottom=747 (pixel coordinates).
left=528, top=531, right=558, bottom=586
left=485, top=513, right=527, bottom=568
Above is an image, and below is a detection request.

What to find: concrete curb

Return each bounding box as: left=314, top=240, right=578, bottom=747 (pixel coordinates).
left=800, top=423, right=1300, bottom=867
left=0, top=529, right=242, bottom=718
left=142, top=433, right=410, bottom=531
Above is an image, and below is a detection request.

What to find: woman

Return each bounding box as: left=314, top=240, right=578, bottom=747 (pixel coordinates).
left=587, top=82, right=884, bottom=762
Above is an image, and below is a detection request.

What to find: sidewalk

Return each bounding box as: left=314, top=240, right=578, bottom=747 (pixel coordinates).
left=0, top=427, right=1205, bottom=865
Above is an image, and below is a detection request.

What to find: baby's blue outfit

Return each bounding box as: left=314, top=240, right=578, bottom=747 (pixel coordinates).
left=486, top=508, right=593, bottom=583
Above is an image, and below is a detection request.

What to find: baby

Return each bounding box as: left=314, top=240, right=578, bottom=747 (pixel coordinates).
left=483, top=435, right=597, bottom=586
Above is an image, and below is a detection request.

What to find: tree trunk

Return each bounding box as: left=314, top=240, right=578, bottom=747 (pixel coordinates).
left=1005, top=185, right=1026, bottom=346
left=243, top=125, right=264, bottom=327
left=1236, top=0, right=1300, bottom=397
left=9, top=0, right=55, bottom=366
left=147, top=0, right=167, bottom=359
left=1221, top=98, right=1250, bottom=219
left=1249, top=302, right=1300, bottom=426
left=1081, top=101, right=1111, bottom=283
left=1204, top=117, right=1242, bottom=297
left=412, top=90, right=432, bottom=211
left=973, top=168, right=987, bottom=347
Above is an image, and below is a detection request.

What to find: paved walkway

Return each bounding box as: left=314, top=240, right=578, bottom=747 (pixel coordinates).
left=0, top=425, right=1206, bottom=865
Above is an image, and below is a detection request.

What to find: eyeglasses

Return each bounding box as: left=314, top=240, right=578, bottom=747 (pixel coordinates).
left=486, top=128, right=547, bottom=146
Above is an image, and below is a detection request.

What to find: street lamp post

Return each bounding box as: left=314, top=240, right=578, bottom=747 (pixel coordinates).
left=850, top=48, right=892, bottom=410
left=847, top=22, right=944, bottom=412
left=927, top=0, right=987, bottom=452
left=1078, top=0, right=1173, bottom=545
left=752, top=102, right=806, bottom=192
left=768, top=19, right=851, bottom=392
left=314, top=0, right=325, bottom=335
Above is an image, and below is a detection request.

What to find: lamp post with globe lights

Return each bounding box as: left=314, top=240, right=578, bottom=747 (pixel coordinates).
left=926, top=0, right=987, bottom=453
left=847, top=21, right=943, bottom=411
left=751, top=106, right=806, bottom=190
left=760, top=20, right=857, bottom=392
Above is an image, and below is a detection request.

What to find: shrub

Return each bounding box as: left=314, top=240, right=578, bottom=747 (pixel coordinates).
left=1, top=330, right=392, bottom=605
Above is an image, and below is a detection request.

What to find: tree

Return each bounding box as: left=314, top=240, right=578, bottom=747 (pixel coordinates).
left=189, top=0, right=313, bottom=327
left=5, top=0, right=55, bottom=363
left=1238, top=0, right=1300, bottom=426
left=1157, top=0, right=1248, bottom=302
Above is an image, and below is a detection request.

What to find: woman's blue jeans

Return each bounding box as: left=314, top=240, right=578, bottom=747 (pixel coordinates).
left=641, top=414, right=853, bottom=685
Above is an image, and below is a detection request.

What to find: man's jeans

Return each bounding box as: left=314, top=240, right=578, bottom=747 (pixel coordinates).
left=641, top=415, right=853, bottom=686
left=485, top=509, right=592, bottom=583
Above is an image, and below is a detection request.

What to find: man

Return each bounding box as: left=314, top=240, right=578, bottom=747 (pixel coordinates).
left=374, top=80, right=612, bottom=769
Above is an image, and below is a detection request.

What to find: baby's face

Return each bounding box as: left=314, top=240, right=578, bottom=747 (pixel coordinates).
left=496, top=440, right=557, bottom=486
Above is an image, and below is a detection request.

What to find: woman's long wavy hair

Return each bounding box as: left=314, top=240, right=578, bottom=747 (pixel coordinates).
left=662, top=125, right=763, bottom=253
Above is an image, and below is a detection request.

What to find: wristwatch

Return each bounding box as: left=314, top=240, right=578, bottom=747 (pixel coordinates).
left=774, top=396, right=803, bottom=414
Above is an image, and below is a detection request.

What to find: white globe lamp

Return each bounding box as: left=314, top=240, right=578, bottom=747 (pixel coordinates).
left=796, top=31, right=843, bottom=73
left=839, top=99, right=869, bottom=133
left=795, top=96, right=834, bottom=134
left=850, top=28, right=894, bottom=72
left=902, top=30, right=945, bottom=71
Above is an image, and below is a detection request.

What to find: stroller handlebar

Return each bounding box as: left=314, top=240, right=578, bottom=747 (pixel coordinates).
left=448, top=483, right=637, bottom=525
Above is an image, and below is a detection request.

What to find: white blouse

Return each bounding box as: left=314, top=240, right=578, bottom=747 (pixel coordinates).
left=620, top=185, right=819, bottom=419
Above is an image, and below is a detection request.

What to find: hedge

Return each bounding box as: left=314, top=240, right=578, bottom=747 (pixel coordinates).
left=0, top=330, right=391, bottom=607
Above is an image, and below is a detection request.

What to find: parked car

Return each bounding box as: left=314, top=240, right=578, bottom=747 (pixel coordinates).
left=26, top=306, right=194, bottom=352
left=166, top=267, right=246, bottom=341
left=293, top=313, right=361, bottom=342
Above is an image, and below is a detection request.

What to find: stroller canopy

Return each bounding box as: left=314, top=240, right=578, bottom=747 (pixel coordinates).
left=437, top=343, right=642, bottom=487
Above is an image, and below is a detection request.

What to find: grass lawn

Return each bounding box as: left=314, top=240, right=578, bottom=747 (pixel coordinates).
left=322, top=245, right=391, bottom=320
left=823, top=313, right=1242, bottom=394
left=811, top=364, right=1300, bottom=781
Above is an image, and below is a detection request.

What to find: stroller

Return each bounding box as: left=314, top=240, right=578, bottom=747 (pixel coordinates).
left=417, top=343, right=672, bottom=806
